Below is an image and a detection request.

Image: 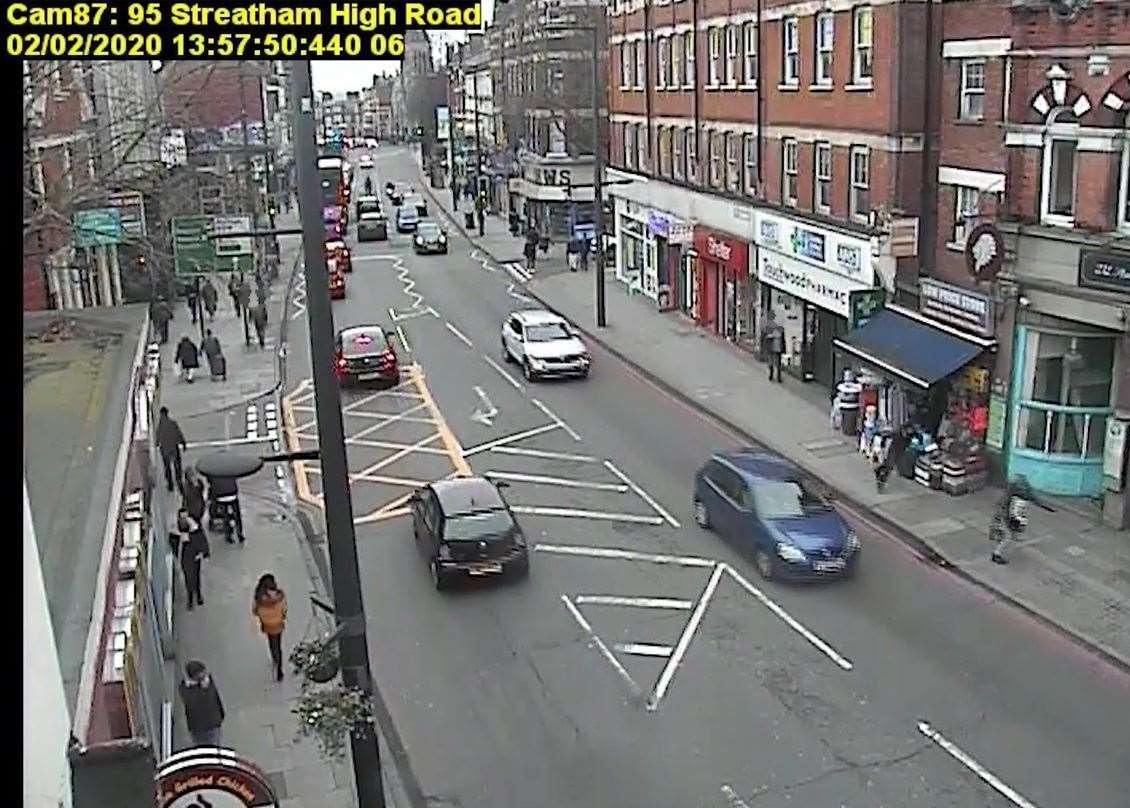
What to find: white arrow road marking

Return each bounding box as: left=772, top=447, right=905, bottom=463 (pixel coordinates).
left=917, top=722, right=1041, bottom=808
left=445, top=322, right=474, bottom=348
left=470, top=385, right=499, bottom=426
left=506, top=283, right=535, bottom=304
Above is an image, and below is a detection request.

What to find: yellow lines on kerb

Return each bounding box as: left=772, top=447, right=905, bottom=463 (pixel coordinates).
left=282, top=378, right=319, bottom=509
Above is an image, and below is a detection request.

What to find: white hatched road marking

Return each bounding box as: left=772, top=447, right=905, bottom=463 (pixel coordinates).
left=534, top=543, right=716, bottom=568
left=917, top=721, right=1041, bottom=808
left=530, top=398, right=582, bottom=442
left=614, top=643, right=673, bottom=658
left=504, top=262, right=533, bottom=283
left=720, top=785, right=753, bottom=808
left=511, top=505, right=664, bottom=525
left=482, top=354, right=523, bottom=391
left=290, top=276, right=307, bottom=321
left=647, top=563, right=726, bottom=711
left=483, top=471, right=628, bottom=493
left=562, top=595, right=643, bottom=700
left=603, top=460, right=681, bottom=528
left=462, top=423, right=559, bottom=456
left=245, top=403, right=258, bottom=440
left=573, top=595, right=694, bottom=610
left=444, top=321, right=474, bottom=348
left=470, top=248, right=499, bottom=273
left=489, top=446, right=599, bottom=463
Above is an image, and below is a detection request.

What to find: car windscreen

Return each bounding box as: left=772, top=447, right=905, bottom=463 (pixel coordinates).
left=752, top=479, right=830, bottom=519
left=444, top=509, right=514, bottom=541
left=341, top=330, right=387, bottom=355
left=525, top=323, right=571, bottom=342
left=417, top=224, right=441, bottom=236
left=359, top=202, right=380, bottom=215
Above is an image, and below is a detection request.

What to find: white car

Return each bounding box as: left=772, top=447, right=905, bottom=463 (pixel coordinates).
left=500, top=310, right=591, bottom=381
left=358, top=154, right=373, bottom=168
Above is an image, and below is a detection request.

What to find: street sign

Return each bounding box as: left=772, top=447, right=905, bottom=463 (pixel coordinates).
left=73, top=208, right=123, bottom=247
left=160, top=129, right=187, bottom=167
left=212, top=215, right=253, bottom=256
left=106, top=191, right=147, bottom=238
left=172, top=215, right=214, bottom=276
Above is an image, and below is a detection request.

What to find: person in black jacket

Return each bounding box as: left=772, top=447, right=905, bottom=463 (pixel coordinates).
left=179, top=660, right=225, bottom=747
left=175, top=509, right=209, bottom=608
left=200, top=278, right=218, bottom=321
left=175, top=335, right=200, bottom=383
left=182, top=468, right=206, bottom=523
left=151, top=297, right=172, bottom=344
left=156, top=407, right=188, bottom=494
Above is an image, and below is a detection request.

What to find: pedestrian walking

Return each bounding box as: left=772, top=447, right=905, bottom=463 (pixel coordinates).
left=178, top=660, right=225, bottom=747
left=237, top=277, right=252, bottom=316
left=201, top=278, right=218, bottom=321
left=250, top=300, right=269, bottom=349
left=762, top=316, right=785, bottom=382
left=228, top=275, right=242, bottom=317
left=175, top=335, right=200, bottom=383
left=182, top=467, right=207, bottom=523
left=174, top=509, right=209, bottom=609
left=990, top=475, right=1054, bottom=565
left=201, top=329, right=222, bottom=365
left=185, top=281, right=200, bottom=324
left=252, top=574, right=288, bottom=681
left=566, top=237, right=580, bottom=272
left=151, top=296, right=172, bottom=344
left=579, top=235, right=591, bottom=272
left=156, top=406, right=187, bottom=494
left=523, top=238, right=538, bottom=273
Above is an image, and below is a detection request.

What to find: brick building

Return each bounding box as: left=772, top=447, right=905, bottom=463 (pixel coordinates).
left=605, top=0, right=931, bottom=387
left=932, top=0, right=1130, bottom=521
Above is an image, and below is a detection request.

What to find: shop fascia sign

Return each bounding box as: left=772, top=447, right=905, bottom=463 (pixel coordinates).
left=757, top=250, right=870, bottom=319
left=156, top=748, right=278, bottom=808
left=754, top=211, right=874, bottom=288
left=918, top=277, right=995, bottom=338
left=642, top=209, right=692, bottom=243
left=693, top=227, right=749, bottom=273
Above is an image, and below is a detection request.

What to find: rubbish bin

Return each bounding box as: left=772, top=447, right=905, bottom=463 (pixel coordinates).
left=464, top=211, right=476, bottom=229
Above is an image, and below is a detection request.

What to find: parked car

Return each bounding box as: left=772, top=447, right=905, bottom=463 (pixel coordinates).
left=357, top=211, right=389, bottom=241
left=410, top=476, right=529, bottom=590
left=396, top=207, right=420, bottom=233
left=404, top=195, right=428, bottom=217
left=358, top=153, right=373, bottom=169
left=328, top=263, right=346, bottom=300
left=323, top=239, right=352, bottom=272
left=692, top=450, right=859, bottom=581
left=333, top=325, right=399, bottom=386
left=355, top=194, right=381, bottom=219
left=412, top=221, right=448, bottom=254
left=500, top=309, right=591, bottom=381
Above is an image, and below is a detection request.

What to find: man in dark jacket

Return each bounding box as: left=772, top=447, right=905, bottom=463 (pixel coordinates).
left=175, top=335, right=200, bottom=383
left=201, top=278, right=218, bottom=321
left=175, top=509, right=209, bottom=608
left=228, top=275, right=241, bottom=316
left=156, top=406, right=188, bottom=494
left=151, top=297, right=172, bottom=344
left=185, top=281, right=200, bottom=324
left=250, top=299, right=269, bottom=349
left=236, top=278, right=253, bottom=318
left=179, top=660, right=225, bottom=746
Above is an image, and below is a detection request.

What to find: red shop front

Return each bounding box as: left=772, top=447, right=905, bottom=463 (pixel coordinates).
left=693, top=227, right=751, bottom=338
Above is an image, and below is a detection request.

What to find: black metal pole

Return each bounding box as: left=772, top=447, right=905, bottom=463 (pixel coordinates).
left=593, top=21, right=607, bottom=328
left=474, top=73, right=484, bottom=236
left=291, top=60, right=387, bottom=808
left=196, top=276, right=205, bottom=343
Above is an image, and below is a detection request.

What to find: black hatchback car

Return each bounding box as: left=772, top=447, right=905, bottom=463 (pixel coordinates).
left=333, top=325, right=399, bottom=387
left=410, top=477, right=530, bottom=590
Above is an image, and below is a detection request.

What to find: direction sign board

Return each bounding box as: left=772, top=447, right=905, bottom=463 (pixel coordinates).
left=212, top=215, right=253, bottom=256
left=106, top=191, right=147, bottom=238
left=73, top=208, right=123, bottom=247
left=172, top=215, right=215, bottom=276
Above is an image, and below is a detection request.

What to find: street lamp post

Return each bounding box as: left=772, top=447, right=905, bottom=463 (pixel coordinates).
left=290, top=60, right=387, bottom=808
left=473, top=72, right=485, bottom=236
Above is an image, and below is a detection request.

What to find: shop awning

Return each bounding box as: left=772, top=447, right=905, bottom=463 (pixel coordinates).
left=832, top=306, right=996, bottom=389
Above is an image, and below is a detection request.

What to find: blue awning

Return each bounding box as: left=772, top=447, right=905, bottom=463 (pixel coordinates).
left=832, top=306, right=995, bottom=389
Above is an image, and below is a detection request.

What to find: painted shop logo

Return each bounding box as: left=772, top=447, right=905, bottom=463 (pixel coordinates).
left=836, top=243, right=862, bottom=276
left=790, top=227, right=825, bottom=264
left=760, top=219, right=780, bottom=247
left=706, top=236, right=733, bottom=262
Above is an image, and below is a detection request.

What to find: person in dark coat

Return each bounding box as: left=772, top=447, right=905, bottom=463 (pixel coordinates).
left=236, top=278, right=253, bottom=318
left=156, top=406, right=188, bottom=494
left=201, top=279, right=218, bottom=321
left=579, top=235, right=591, bottom=272
left=182, top=468, right=207, bottom=523
left=228, top=275, right=242, bottom=316
left=179, top=660, right=225, bottom=747
left=175, top=509, right=209, bottom=608
left=201, top=329, right=222, bottom=364
left=185, top=281, right=200, bottom=324
left=523, top=238, right=538, bottom=273
left=250, top=300, right=269, bottom=349
left=151, top=297, right=172, bottom=344
left=175, top=335, right=200, bottom=383
left=762, top=315, right=785, bottom=382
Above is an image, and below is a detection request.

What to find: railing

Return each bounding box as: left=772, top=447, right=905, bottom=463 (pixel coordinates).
left=1014, top=399, right=1112, bottom=460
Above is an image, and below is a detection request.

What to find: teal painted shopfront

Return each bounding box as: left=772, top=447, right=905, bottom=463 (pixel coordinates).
left=1006, top=323, right=1117, bottom=497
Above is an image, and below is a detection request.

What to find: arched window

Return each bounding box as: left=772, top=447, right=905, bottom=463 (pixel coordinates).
left=1041, top=107, right=1078, bottom=225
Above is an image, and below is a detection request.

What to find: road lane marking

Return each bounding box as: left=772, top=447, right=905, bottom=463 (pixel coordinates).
left=462, top=423, right=559, bottom=456
left=505, top=262, right=532, bottom=283
left=184, top=436, right=272, bottom=449
left=603, top=460, right=681, bottom=528
left=409, top=363, right=472, bottom=477
left=720, top=785, right=753, bottom=808
left=614, top=643, right=673, bottom=658
left=444, top=321, right=474, bottom=348
left=648, top=563, right=725, bottom=711
left=917, top=722, right=1040, bottom=808
left=534, top=543, right=717, bottom=568
left=511, top=505, right=663, bottom=525
left=348, top=438, right=450, bottom=455
left=574, top=595, right=694, bottom=610
left=531, top=398, right=582, bottom=441
left=562, top=595, right=643, bottom=700
left=723, top=563, right=854, bottom=671
left=482, top=354, right=523, bottom=391
left=506, top=283, right=535, bottom=303
left=395, top=325, right=411, bottom=353
left=483, top=471, right=628, bottom=492
left=489, top=446, right=599, bottom=463
left=356, top=506, right=412, bottom=524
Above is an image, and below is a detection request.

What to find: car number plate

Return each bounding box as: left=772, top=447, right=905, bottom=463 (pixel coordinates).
left=813, top=559, right=845, bottom=572
left=467, top=562, right=503, bottom=575
left=357, top=372, right=381, bottom=380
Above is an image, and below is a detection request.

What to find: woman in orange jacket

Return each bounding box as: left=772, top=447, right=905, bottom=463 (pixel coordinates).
left=252, top=573, right=288, bottom=681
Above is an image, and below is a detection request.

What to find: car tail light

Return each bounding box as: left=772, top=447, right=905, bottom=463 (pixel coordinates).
left=437, top=545, right=452, bottom=560
left=378, top=348, right=395, bottom=365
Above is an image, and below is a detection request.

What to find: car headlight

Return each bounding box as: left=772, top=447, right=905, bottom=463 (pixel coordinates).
left=438, top=234, right=446, bottom=242
left=415, top=236, right=423, bottom=244
left=579, top=353, right=591, bottom=364
left=528, top=357, right=546, bottom=369
left=777, top=542, right=807, bottom=562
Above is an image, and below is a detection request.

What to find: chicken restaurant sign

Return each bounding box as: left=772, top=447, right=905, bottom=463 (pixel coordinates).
left=156, top=748, right=278, bottom=808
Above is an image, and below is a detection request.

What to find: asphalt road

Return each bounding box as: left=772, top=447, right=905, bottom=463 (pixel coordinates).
left=283, top=147, right=1130, bottom=808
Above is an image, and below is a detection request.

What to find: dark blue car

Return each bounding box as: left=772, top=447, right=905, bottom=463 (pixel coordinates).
left=693, top=450, right=859, bottom=581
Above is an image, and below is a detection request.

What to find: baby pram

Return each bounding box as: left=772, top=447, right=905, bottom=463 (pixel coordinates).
left=208, top=351, right=227, bottom=381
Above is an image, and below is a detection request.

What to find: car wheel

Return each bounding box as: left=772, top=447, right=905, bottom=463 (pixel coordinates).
left=523, top=359, right=537, bottom=382
left=755, top=549, right=776, bottom=580
left=429, top=560, right=448, bottom=591
left=510, top=557, right=530, bottom=579
left=693, top=498, right=710, bottom=529
left=501, top=341, right=512, bottom=363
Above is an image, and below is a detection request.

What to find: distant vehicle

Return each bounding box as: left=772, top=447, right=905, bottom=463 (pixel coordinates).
left=404, top=194, right=428, bottom=217
left=355, top=195, right=381, bottom=219
left=500, top=309, right=591, bottom=381
left=410, top=476, right=530, bottom=590
left=323, top=239, right=352, bottom=273
left=358, top=154, right=373, bottom=169
left=334, top=325, right=399, bottom=387
left=412, top=221, right=447, bottom=254
left=366, top=138, right=378, bottom=148
left=396, top=207, right=419, bottom=233
left=357, top=211, right=388, bottom=241
left=328, top=262, right=346, bottom=300
left=692, top=450, right=860, bottom=581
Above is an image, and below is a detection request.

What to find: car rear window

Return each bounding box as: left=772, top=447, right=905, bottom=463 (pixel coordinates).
left=342, top=330, right=387, bottom=355
left=444, top=509, right=514, bottom=541
left=361, top=212, right=384, bottom=221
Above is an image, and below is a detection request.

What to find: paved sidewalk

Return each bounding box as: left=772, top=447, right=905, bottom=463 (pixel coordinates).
left=156, top=212, right=409, bottom=806
left=420, top=171, right=1130, bottom=672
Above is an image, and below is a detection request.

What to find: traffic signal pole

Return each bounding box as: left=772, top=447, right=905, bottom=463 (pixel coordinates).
left=291, top=60, right=387, bottom=808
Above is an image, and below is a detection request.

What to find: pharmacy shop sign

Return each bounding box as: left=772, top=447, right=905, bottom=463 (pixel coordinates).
left=754, top=211, right=874, bottom=287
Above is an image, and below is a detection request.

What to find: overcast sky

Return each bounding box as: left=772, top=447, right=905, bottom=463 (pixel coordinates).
left=311, top=2, right=494, bottom=95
